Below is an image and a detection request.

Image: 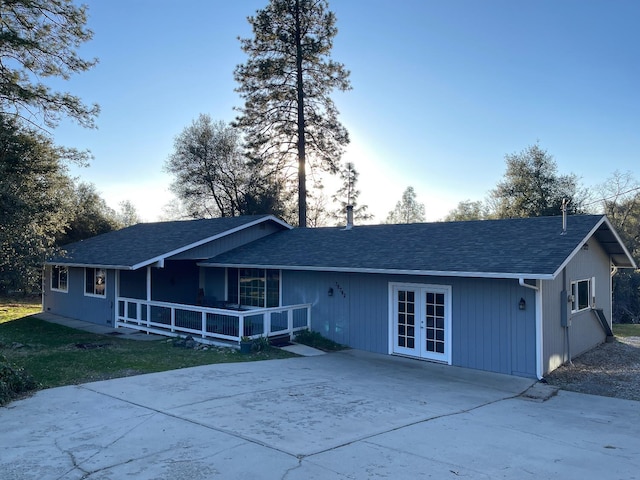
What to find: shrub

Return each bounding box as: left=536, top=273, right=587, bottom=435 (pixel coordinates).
left=0, top=353, right=38, bottom=406
left=294, top=330, right=346, bottom=351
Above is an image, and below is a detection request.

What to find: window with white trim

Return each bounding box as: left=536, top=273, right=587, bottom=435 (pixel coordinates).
left=85, top=268, right=106, bottom=297
left=51, top=265, right=68, bottom=293
left=227, top=268, right=279, bottom=308
left=571, top=278, right=593, bottom=313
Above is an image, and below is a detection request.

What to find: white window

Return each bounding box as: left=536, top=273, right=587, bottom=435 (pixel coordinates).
left=227, top=268, right=280, bottom=308
left=51, top=266, right=68, bottom=293
left=571, top=278, right=594, bottom=313
left=85, top=268, right=106, bottom=297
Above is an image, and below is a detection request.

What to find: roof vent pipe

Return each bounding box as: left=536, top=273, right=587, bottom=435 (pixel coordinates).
left=561, top=198, right=568, bottom=235
left=345, top=205, right=354, bottom=230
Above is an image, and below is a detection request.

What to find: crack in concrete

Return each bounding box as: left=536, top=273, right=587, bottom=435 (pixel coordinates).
left=71, top=382, right=532, bottom=478
left=299, top=388, right=530, bottom=459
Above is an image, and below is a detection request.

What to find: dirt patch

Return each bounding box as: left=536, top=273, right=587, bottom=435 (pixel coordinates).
left=544, top=336, right=640, bottom=402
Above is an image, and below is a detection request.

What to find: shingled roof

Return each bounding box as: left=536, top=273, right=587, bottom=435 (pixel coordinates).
left=48, top=215, right=288, bottom=270
left=201, top=215, right=636, bottom=279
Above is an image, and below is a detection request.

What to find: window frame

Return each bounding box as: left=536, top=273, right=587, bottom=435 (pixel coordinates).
left=84, top=267, right=107, bottom=298
left=227, top=268, right=280, bottom=308
left=571, top=278, right=592, bottom=313
left=50, top=265, right=68, bottom=293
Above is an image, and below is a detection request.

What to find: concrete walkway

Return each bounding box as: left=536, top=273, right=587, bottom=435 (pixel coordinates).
left=1, top=350, right=639, bottom=479
left=34, top=312, right=163, bottom=341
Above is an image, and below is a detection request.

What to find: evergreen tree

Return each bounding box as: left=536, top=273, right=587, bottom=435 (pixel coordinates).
left=0, top=0, right=99, bottom=128
left=234, top=0, right=351, bottom=227
left=331, top=162, right=371, bottom=225
left=386, top=186, right=426, bottom=224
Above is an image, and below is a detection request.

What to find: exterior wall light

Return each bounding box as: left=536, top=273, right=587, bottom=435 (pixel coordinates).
left=328, top=287, right=334, bottom=297
left=519, top=298, right=526, bottom=310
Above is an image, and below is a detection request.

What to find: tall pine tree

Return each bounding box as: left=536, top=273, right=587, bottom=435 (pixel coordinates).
left=234, top=0, right=351, bottom=227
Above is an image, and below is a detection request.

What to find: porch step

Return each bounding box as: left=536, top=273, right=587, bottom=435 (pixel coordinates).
left=279, top=343, right=326, bottom=357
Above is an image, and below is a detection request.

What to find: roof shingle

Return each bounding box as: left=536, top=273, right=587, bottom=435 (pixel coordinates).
left=202, top=215, right=629, bottom=278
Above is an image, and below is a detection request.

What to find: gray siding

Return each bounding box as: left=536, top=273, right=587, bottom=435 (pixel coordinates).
left=169, top=222, right=283, bottom=260
left=282, top=271, right=537, bottom=377
left=120, top=269, right=146, bottom=299
left=43, top=265, right=115, bottom=325
left=542, top=238, right=612, bottom=374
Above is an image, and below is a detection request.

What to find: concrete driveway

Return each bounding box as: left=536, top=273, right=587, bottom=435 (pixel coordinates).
left=1, top=350, right=639, bottom=479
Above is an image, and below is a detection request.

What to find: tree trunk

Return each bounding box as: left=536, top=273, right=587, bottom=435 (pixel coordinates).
left=295, top=0, right=307, bottom=227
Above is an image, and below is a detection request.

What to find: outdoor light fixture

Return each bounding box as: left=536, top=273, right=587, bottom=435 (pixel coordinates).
left=519, top=298, right=526, bottom=310
left=328, top=287, right=334, bottom=297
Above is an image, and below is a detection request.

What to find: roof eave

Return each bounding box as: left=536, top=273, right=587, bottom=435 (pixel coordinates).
left=45, top=261, right=133, bottom=270
left=551, top=215, right=637, bottom=278
left=198, top=262, right=555, bottom=280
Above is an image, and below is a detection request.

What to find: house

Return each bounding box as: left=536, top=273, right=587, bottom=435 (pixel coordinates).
left=43, top=213, right=636, bottom=379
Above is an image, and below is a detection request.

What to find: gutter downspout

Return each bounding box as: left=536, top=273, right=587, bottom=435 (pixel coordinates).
left=519, top=278, right=543, bottom=379
left=519, top=278, right=539, bottom=291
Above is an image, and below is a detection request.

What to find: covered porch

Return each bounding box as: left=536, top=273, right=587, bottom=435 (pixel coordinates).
left=115, top=297, right=311, bottom=345
left=115, top=261, right=311, bottom=345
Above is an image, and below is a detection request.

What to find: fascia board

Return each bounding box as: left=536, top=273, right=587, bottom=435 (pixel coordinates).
left=600, top=216, right=637, bottom=268
left=44, top=261, right=133, bottom=270
left=198, top=262, right=554, bottom=280
left=551, top=216, right=637, bottom=279
left=131, top=216, right=292, bottom=270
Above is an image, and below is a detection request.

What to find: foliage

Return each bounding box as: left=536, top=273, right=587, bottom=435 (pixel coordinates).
left=234, top=0, right=351, bottom=227
left=330, top=162, right=372, bottom=225
left=165, top=115, right=285, bottom=219
left=488, top=144, right=586, bottom=218
left=0, top=115, right=73, bottom=294
left=386, top=186, right=426, bottom=224
left=0, top=0, right=99, bottom=129
left=443, top=199, right=487, bottom=222
left=251, top=335, right=271, bottom=352
left=294, top=329, right=345, bottom=351
left=305, top=183, right=331, bottom=227
left=0, top=352, right=38, bottom=406
left=56, top=181, right=121, bottom=245
left=117, top=200, right=141, bottom=227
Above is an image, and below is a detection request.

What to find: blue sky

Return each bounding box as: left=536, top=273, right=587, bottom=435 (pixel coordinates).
left=52, top=0, right=640, bottom=223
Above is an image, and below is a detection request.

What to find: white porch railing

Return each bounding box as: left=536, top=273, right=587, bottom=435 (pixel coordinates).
left=115, top=297, right=311, bottom=345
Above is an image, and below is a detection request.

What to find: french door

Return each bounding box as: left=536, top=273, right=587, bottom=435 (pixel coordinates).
left=391, top=283, right=451, bottom=364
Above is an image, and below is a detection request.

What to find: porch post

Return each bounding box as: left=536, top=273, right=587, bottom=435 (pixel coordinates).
left=114, top=270, right=120, bottom=328
left=146, top=266, right=152, bottom=327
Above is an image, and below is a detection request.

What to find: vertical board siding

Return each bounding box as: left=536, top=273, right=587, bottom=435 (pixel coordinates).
left=542, top=238, right=611, bottom=375
left=151, top=260, right=200, bottom=304
left=168, top=222, right=283, bottom=260
left=43, top=266, right=115, bottom=325
left=282, top=271, right=537, bottom=377
left=120, top=269, right=147, bottom=299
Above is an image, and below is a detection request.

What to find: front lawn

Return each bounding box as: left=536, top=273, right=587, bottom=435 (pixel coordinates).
left=614, top=323, right=640, bottom=338
left=0, top=298, right=295, bottom=405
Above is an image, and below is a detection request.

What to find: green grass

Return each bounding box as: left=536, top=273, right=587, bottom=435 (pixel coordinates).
left=0, top=297, right=41, bottom=323
left=614, top=323, right=640, bottom=338
left=0, top=299, right=296, bottom=402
